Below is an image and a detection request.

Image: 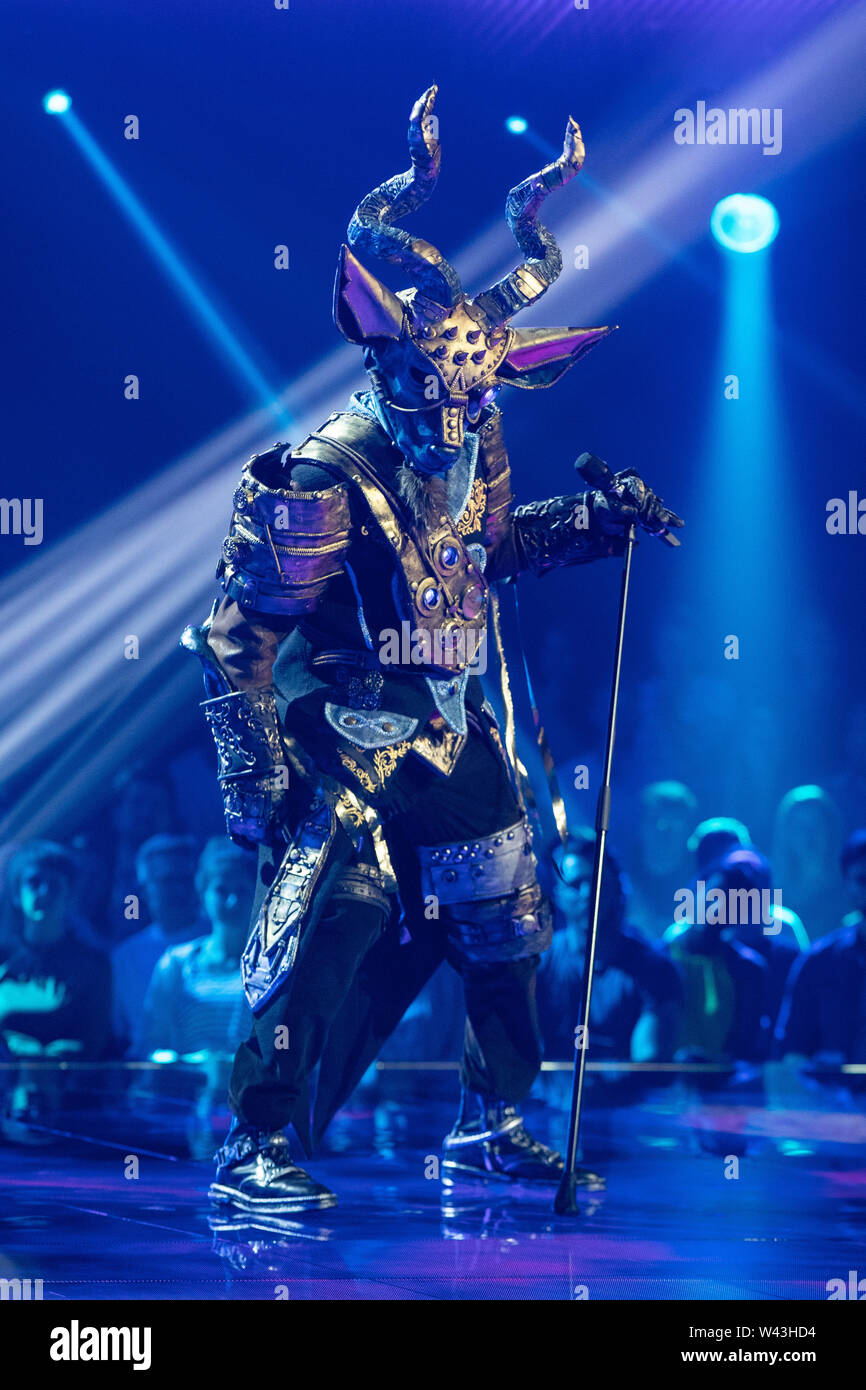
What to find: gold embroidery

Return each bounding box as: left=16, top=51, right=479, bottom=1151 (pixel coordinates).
left=331, top=786, right=397, bottom=892
left=335, top=791, right=366, bottom=828
left=338, top=751, right=377, bottom=795
left=372, top=741, right=411, bottom=784
left=457, top=478, right=488, bottom=536
left=338, top=741, right=411, bottom=793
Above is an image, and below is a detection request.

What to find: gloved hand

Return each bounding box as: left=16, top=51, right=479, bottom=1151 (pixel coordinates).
left=592, top=469, right=684, bottom=541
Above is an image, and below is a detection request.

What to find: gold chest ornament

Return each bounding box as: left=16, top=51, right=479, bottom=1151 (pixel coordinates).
left=403, top=504, right=489, bottom=672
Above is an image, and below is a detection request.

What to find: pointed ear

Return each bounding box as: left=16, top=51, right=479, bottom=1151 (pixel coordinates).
left=333, top=245, right=405, bottom=343
left=497, top=324, right=617, bottom=388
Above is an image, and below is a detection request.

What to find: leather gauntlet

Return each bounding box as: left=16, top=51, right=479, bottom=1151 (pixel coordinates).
left=512, top=492, right=623, bottom=577
left=201, top=686, right=289, bottom=847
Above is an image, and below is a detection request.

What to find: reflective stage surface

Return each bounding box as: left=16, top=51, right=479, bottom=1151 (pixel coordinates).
left=1, top=1067, right=864, bottom=1300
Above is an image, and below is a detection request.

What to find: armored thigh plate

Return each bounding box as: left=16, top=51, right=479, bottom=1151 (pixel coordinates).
left=242, top=797, right=336, bottom=1013
left=417, top=816, right=552, bottom=965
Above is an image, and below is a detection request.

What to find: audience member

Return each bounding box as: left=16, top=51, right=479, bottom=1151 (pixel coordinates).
left=687, top=817, right=751, bottom=876
left=708, top=847, right=806, bottom=1029
left=112, top=835, right=205, bottom=1054
left=1, top=840, right=102, bottom=957
left=108, top=766, right=178, bottom=942
left=775, top=829, right=866, bottom=1066
left=537, top=828, right=682, bottom=1062
left=629, top=781, right=697, bottom=939
left=663, top=875, right=769, bottom=1063
left=138, top=839, right=256, bottom=1059
left=0, top=841, right=111, bottom=1059
left=772, top=785, right=847, bottom=940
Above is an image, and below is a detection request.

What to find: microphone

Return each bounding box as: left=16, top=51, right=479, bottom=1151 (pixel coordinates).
left=575, top=451, right=681, bottom=547
left=575, top=450, right=616, bottom=493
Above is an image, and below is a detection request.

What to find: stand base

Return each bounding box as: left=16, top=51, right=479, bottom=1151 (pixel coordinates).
left=553, top=1168, right=584, bottom=1215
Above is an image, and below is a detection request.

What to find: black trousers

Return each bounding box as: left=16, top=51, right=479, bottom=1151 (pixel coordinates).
left=228, top=720, right=545, bottom=1133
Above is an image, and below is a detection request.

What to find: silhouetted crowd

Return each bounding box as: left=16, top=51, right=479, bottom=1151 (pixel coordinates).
left=1, top=764, right=865, bottom=1099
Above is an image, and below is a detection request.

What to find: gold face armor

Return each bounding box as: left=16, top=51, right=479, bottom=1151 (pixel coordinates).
left=333, top=85, right=616, bottom=475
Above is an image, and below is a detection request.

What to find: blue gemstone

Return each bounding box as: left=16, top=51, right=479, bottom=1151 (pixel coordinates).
left=422, top=586, right=439, bottom=608
left=441, top=545, right=458, bottom=567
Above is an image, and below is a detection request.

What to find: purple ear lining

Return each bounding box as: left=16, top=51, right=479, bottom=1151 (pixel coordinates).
left=505, top=335, right=588, bottom=369
left=334, top=245, right=405, bottom=343
left=503, top=326, right=616, bottom=371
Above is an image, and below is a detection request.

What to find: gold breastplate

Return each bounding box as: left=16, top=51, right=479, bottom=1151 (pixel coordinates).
left=301, top=413, right=511, bottom=674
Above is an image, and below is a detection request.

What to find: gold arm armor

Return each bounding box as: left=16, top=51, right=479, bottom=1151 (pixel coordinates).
left=218, top=447, right=352, bottom=617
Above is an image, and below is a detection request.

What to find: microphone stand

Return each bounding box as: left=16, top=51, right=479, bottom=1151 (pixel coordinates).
left=554, top=496, right=636, bottom=1215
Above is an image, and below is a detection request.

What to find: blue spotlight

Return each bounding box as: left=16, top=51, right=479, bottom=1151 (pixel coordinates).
left=45, top=106, right=290, bottom=429
left=43, top=89, right=71, bottom=115
left=711, top=193, right=779, bottom=254
left=505, top=115, right=528, bottom=135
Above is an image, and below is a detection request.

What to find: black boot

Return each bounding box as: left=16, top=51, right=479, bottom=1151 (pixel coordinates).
left=209, top=1123, right=337, bottom=1214
left=442, top=1089, right=604, bottom=1188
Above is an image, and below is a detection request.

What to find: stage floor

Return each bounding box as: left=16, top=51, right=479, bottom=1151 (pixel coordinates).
left=2, top=1069, right=865, bottom=1300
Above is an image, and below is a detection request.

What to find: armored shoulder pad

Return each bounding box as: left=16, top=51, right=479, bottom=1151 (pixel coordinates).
left=219, top=447, right=352, bottom=616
